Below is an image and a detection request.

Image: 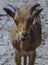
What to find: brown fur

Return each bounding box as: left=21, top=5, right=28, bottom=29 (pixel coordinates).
left=6, top=4, right=42, bottom=65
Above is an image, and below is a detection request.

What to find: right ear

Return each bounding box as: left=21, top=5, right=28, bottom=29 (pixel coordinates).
left=3, top=8, right=15, bottom=19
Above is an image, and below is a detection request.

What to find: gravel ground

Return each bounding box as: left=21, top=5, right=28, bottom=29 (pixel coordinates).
left=0, top=0, right=48, bottom=65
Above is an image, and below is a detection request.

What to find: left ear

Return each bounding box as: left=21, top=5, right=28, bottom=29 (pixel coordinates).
left=3, top=4, right=20, bottom=19
left=33, top=8, right=43, bottom=16
left=3, top=8, right=15, bottom=18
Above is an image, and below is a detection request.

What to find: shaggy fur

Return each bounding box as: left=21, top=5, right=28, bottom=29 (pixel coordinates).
left=3, top=4, right=43, bottom=65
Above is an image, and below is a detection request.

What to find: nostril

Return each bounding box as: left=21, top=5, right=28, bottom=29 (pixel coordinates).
left=21, top=37, right=25, bottom=41
left=22, top=32, right=27, bottom=37
left=19, top=34, right=25, bottom=41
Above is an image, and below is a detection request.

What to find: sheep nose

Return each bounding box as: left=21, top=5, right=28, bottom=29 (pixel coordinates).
left=20, top=32, right=28, bottom=41
left=22, top=32, right=28, bottom=37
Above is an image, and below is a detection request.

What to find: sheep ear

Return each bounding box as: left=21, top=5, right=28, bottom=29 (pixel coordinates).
left=3, top=8, right=15, bottom=18
left=3, top=4, right=20, bottom=18
left=30, top=4, right=40, bottom=13
left=34, top=8, right=43, bottom=16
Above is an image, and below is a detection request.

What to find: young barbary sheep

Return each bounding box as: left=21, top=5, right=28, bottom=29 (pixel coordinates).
left=3, top=4, right=43, bottom=65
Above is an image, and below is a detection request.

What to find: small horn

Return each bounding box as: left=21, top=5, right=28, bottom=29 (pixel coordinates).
left=34, top=8, right=43, bottom=15
left=8, top=4, right=19, bottom=12
left=30, top=4, right=40, bottom=13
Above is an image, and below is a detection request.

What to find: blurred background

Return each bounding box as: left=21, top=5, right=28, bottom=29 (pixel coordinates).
left=0, top=0, right=48, bottom=65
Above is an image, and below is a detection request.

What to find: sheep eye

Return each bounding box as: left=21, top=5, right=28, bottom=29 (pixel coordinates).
left=14, top=20, right=19, bottom=25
